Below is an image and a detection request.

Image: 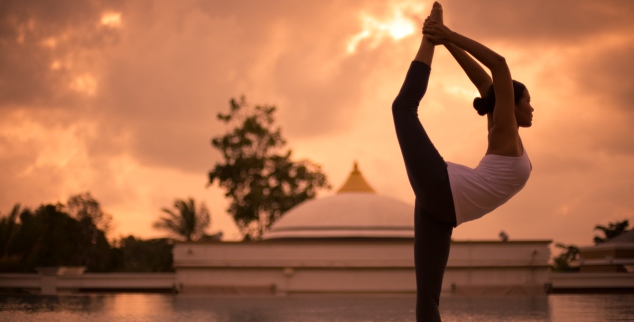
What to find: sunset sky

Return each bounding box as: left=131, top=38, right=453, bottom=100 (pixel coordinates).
left=1, top=0, right=633, bottom=247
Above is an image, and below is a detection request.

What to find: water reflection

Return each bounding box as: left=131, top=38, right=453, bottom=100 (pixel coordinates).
left=441, top=295, right=551, bottom=322
left=549, top=294, right=634, bottom=322
left=0, top=293, right=632, bottom=322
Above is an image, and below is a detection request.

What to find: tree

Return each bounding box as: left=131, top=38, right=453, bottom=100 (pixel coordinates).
left=551, top=219, right=631, bottom=272
left=109, top=236, right=174, bottom=272
left=552, top=243, right=580, bottom=272
left=153, top=198, right=210, bottom=241
left=66, top=193, right=115, bottom=271
left=3, top=203, right=112, bottom=272
left=0, top=204, right=22, bottom=270
left=593, top=219, right=629, bottom=244
left=66, top=192, right=113, bottom=234
left=208, top=97, right=330, bottom=239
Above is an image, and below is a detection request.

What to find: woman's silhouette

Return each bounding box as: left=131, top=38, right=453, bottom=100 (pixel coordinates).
left=392, top=2, right=533, bottom=321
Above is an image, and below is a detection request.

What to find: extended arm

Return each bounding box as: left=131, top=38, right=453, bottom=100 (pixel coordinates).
left=425, top=21, right=516, bottom=130
left=444, top=43, right=492, bottom=97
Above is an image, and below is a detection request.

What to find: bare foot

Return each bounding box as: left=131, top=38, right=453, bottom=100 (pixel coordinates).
left=429, top=1, right=443, bottom=24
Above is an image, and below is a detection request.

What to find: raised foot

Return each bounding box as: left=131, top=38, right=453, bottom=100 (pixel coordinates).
left=429, top=1, right=443, bottom=24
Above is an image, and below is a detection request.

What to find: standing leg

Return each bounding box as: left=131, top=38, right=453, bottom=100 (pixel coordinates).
left=415, top=202, right=453, bottom=322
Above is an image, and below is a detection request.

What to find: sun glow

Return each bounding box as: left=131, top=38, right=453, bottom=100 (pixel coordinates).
left=445, top=85, right=480, bottom=101
left=50, top=60, right=61, bottom=70
left=41, top=37, right=58, bottom=48
left=70, top=74, right=97, bottom=95
left=347, top=2, right=424, bottom=54
left=101, top=12, right=122, bottom=28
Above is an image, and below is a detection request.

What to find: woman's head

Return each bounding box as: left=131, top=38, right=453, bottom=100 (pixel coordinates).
left=473, top=81, right=533, bottom=127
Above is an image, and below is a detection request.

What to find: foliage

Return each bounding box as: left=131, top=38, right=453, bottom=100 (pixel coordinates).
left=552, top=219, right=631, bottom=272
left=1, top=194, right=178, bottom=273
left=593, top=219, right=629, bottom=244
left=153, top=198, right=210, bottom=241
left=66, top=192, right=113, bottom=234
left=0, top=202, right=112, bottom=272
left=208, top=96, right=330, bottom=239
left=552, top=243, right=580, bottom=272
left=109, top=236, right=174, bottom=272
left=0, top=204, right=25, bottom=270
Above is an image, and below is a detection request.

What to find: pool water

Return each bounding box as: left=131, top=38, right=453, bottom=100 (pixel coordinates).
left=0, top=293, right=633, bottom=322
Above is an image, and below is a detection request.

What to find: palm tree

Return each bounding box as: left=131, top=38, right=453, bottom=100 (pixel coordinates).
left=153, top=198, right=210, bottom=241
left=594, top=220, right=629, bottom=244
left=552, top=243, right=580, bottom=272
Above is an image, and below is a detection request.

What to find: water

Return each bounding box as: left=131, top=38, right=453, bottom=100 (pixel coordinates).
left=0, top=293, right=632, bottom=322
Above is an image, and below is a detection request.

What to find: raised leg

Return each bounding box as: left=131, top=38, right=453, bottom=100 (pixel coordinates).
left=415, top=2, right=443, bottom=65
left=392, top=3, right=456, bottom=321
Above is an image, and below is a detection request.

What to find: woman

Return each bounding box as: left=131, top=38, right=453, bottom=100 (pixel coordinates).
left=392, top=2, right=533, bottom=321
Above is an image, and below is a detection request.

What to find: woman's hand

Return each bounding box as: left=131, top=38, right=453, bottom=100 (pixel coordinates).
left=423, top=20, right=453, bottom=45
left=422, top=17, right=441, bottom=45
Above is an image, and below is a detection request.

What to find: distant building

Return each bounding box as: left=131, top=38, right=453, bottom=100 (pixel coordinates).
left=579, top=230, right=634, bottom=273
left=548, top=230, right=634, bottom=293
left=174, top=162, right=552, bottom=295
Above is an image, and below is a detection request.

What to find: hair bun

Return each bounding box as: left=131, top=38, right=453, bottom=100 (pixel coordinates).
left=471, top=81, right=526, bottom=117
left=473, top=97, right=489, bottom=116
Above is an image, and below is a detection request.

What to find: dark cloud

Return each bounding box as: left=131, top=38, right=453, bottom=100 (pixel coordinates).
left=444, top=0, right=634, bottom=44
left=0, top=0, right=123, bottom=108
left=575, top=43, right=634, bottom=111
left=81, top=0, right=385, bottom=170
left=562, top=42, right=634, bottom=154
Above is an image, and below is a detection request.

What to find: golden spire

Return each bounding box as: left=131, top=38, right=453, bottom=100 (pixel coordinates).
left=337, top=161, right=375, bottom=194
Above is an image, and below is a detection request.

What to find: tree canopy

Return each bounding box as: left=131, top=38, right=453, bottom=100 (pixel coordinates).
left=0, top=201, right=111, bottom=272
left=552, top=219, right=630, bottom=272
left=109, top=236, right=174, bottom=272
left=0, top=193, right=174, bottom=273
left=153, top=198, right=210, bottom=241
left=552, top=243, right=580, bottom=272
left=67, top=192, right=113, bottom=234
left=593, top=219, right=629, bottom=244
left=208, top=97, right=330, bottom=239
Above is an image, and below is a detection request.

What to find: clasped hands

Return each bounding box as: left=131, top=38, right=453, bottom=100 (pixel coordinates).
left=423, top=17, right=453, bottom=45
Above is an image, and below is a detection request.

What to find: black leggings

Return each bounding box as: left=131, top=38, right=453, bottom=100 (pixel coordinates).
left=392, top=61, right=456, bottom=322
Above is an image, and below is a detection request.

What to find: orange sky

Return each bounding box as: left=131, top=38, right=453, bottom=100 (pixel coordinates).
left=1, top=0, right=633, bottom=246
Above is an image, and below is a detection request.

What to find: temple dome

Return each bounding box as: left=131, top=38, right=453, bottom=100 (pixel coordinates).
left=264, top=162, right=414, bottom=239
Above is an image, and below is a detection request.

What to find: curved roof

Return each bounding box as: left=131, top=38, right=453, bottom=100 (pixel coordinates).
left=264, top=162, right=414, bottom=239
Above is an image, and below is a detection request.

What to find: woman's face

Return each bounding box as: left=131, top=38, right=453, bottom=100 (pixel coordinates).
left=515, top=89, right=533, bottom=127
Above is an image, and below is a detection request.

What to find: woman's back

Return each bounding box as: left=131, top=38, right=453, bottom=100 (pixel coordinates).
left=447, top=149, right=532, bottom=226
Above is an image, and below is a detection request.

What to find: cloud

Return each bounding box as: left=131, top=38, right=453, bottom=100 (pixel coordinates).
left=0, top=0, right=123, bottom=108
left=444, top=0, right=634, bottom=44
left=570, top=42, right=634, bottom=154
left=0, top=0, right=632, bottom=244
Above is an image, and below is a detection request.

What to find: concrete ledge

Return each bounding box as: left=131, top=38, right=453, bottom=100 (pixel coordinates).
left=0, top=273, right=176, bottom=294
left=449, top=284, right=547, bottom=296
left=180, top=285, right=277, bottom=295
left=548, top=272, right=634, bottom=293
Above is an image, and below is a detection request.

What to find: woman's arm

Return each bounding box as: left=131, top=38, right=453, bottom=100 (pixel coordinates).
left=444, top=43, right=492, bottom=97
left=424, top=21, right=516, bottom=131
